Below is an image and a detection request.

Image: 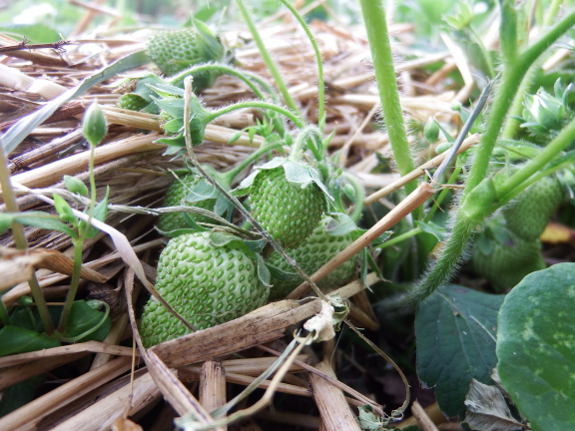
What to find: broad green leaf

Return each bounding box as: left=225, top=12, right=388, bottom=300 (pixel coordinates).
left=0, top=326, right=60, bottom=357
left=0, top=375, right=45, bottom=417
left=497, top=263, right=575, bottom=431
left=62, top=300, right=111, bottom=342
left=416, top=284, right=505, bottom=416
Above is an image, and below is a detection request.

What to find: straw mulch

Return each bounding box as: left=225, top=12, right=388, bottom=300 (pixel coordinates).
left=0, top=5, right=472, bottom=431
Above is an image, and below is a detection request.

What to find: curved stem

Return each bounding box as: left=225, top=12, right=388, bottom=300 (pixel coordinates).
left=170, top=63, right=280, bottom=103
left=277, top=0, right=325, bottom=131
left=57, top=237, right=83, bottom=333
left=236, top=0, right=302, bottom=118
left=222, top=141, right=283, bottom=185
left=209, top=101, right=305, bottom=129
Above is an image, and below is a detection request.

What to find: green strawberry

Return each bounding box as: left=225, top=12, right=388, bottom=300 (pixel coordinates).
left=146, top=21, right=224, bottom=90
left=266, top=216, right=357, bottom=300
left=471, top=224, right=546, bottom=291
left=249, top=166, right=326, bottom=250
left=139, top=232, right=268, bottom=347
left=502, top=176, right=564, bottom=241
left=118, top=93, right=148, bottom=111
left=157, top=173, right=218, bottom=235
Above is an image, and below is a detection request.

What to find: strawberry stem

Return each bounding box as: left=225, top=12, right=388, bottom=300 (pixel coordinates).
left=277, top=0, right=326, bottom=132
left=209, top=101, right=305, bottom=130
left=237, top=0, right=302, bottom=120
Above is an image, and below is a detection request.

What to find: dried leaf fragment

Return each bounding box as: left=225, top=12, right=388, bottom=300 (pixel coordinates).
left=464, top=378, right=524, bottom=431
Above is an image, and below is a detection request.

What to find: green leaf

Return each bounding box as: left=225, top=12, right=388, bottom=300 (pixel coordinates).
left=81, top=186, right=109, bottom=239
left=0, top=375, right=45, bottom=417
left=497, top=263, right=575, bottom=431
left=416, top=220, right=447, bottom=242
left=3, top=50, right=150, bottom=155
left=415, top=284, right=505, bottom=416
left=62, top=300, right=112, bottom=342
left=64, top=175, right=89, bottom=197
left=0, top=213, right=14, bottom=235
left=53, top=194, right=76, bottom=224
left=0, top=326, right=60, bottom=357
left=0, top=23, right=60, bottom=43
left=12, top=212, right=75, bottom=238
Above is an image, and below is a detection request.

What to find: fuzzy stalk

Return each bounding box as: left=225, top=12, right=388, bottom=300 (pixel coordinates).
left=236, top=0, right=302, bottom=118
left=358, top=0, right=416, bottom=193
left=413, top=9, right=575, bottom=306
left=464, top=8, right=575, bottom=194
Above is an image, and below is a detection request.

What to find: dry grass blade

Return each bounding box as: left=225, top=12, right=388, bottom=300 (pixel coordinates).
left=0, top=246, right=107, bottom=289
left=309, top=360, right=362, bottom=431
left=0, top=356, right=133, bottom=431
left=50, top=371, right=161, bottom=431
left=151, top=299, right=322, bottom=367
left=0, top=340, right=134, bottom=368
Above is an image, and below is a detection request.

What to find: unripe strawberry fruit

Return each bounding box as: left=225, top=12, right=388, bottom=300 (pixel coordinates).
left=139, top=232, right=268, bottom=347
left=502, top=176, right=564, bottom=241
left=266, top=217, right=357, bottom=300
left=146, top=25, right=223, bottom=90
left=118, top=93, right=148, bottom=112
left=471, top=230, right=545, bottom=291
left=157, top=174, right=217, bottom=235
left=250, top=167, right=325, bottom=250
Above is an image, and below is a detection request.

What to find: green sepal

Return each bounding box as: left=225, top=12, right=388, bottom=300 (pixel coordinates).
left=235, top=157, right=332, bottom=201
left=254, top=253, right=272, bottom=288
left=53, top=194, right=76, bottom=225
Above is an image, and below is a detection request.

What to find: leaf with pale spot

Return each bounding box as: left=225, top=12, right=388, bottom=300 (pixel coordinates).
left=497, top=263, right=575, bottom=431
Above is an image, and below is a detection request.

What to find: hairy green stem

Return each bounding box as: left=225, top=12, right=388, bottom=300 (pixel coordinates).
left=210, top=101, right=305, bottom=129
left=0, top=137, right=54, bottom=334
left=407, top=216, right=476, bottom=306
left=237, top=0, right=302, bottom=118
left=358, top=0, right=416, bottom=192
left=464, top=8, right=575, bottom=195
left=501, top=64, right=539, bottom=139
left=412, top=8, right=575, bottom=306
left=277, top=0, right=326, bottom=131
